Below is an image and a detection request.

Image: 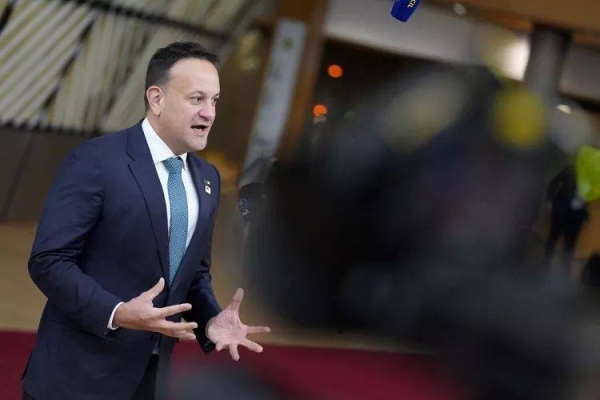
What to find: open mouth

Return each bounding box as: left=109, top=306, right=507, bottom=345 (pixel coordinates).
left=192, top=124, right=209, bottom=134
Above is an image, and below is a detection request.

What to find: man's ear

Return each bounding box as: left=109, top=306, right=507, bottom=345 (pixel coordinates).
left=146, top=86, right=164, bottom=116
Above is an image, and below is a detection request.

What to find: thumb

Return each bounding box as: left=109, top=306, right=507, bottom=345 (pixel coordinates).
left=144, top=278, right=165, bottom=299
left=227, top=288, right=244, bottom=313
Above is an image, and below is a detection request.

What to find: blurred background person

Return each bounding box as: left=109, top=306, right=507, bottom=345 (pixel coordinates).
left=545, top=164, right=588, bottom=266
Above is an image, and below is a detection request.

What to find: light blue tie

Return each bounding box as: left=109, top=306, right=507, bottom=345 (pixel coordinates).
left=163, top=157, right=188, bottom=284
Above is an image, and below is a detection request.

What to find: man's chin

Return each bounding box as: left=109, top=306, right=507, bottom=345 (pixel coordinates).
left=189, top=138, right=208, bottom=153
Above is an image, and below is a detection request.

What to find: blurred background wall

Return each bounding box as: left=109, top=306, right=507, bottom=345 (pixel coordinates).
left=1, top=0, right=600, bottom=222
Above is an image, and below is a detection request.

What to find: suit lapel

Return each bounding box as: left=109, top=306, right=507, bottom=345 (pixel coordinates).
left=190, top=155, right=213, bottom=243
left=171, top=154, right=212, bottom=291
left=126, top=124, right=170, bottom=281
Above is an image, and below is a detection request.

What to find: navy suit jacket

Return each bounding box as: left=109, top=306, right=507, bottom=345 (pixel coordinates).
left=23, top=123, right=222, bottom=400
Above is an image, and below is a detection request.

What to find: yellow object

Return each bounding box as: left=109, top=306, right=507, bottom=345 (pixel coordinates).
left=491, top=87, right=546, bottom=149
left=576, top=145, right=600, bottom=202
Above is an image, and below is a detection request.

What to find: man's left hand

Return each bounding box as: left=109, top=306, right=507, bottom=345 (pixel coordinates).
left=207, top=288, right=271, bottom=361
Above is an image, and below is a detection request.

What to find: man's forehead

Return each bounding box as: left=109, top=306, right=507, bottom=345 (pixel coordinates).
left=170, top=58, right=218, bottom=75
left=168, top=59, right=220, bottom=91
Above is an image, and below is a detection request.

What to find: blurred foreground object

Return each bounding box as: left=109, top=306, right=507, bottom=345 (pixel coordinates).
left=576, top=145, right=600, bottom=202
left=241, top=66, right=600, bottom=400
left=545, top=164, right=588, bottom=263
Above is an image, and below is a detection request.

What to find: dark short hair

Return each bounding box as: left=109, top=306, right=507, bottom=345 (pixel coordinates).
left=144, top=41, right=220, bottom=108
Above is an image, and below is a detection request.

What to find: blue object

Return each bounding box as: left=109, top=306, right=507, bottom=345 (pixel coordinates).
left=163, top=156, right=188, bottom=284
left=391, top=0, right=421, bottom=22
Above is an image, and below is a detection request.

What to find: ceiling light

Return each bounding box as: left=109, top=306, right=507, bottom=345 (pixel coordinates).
left=453, top=3, right=467, bottom=16
left=556, top=104, right=573, bottom=114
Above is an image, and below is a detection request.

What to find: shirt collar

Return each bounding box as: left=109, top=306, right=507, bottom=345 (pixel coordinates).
left=141, top=118, right=188, bottom=169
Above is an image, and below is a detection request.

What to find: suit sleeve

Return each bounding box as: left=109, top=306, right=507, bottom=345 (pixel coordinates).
left=185, top=164, right=222, bottom=353
left=28, top=141, right=122, bottom=338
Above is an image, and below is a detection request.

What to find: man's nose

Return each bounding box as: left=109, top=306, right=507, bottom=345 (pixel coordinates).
left=199, top=104, right=215, bottom=120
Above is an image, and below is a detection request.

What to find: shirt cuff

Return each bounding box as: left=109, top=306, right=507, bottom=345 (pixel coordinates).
left=107, top=302, right=125, bottom=330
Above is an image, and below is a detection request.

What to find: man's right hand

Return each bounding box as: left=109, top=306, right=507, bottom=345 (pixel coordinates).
left=113, top=278, right=197, bottom=340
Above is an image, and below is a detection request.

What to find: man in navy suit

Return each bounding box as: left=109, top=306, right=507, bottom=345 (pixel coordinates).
left=22, top=42, right=270, bottom=400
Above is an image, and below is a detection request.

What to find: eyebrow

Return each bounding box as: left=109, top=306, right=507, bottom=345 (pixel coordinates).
left=188, top=91, right=220, bottom=97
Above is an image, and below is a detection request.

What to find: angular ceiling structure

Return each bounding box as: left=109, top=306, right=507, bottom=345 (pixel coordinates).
left=0, top=0, right=263, bottom=135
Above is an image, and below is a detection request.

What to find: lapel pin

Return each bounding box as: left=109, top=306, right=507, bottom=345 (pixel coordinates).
left=205, top=185, right=211, bottom=195
left=203, top=179, right=211, bottom=186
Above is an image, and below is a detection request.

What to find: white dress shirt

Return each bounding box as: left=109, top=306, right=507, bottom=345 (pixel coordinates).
left=141, top=117, right=200, bottom=244
left=107, top=118, right=200, bottom=330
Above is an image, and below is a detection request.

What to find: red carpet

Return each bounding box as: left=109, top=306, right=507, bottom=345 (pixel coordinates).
left=1, top=331, right=470, bottom=400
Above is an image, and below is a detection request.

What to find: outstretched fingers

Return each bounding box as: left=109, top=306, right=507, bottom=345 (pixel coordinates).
left=247, top=325, right=271, bottom=335
left=229, top=344, right=240, bottom=361
left=227, top=288, right=244, bottom=313
left=170, top=330, right=197, bottom=341
left=156, top=303, right=192, bottom=319
left=143, top=278, right=165, bottom=299
left=241, top=339, right=263, bottom=353
left=158, top=320, right=198, bottom=340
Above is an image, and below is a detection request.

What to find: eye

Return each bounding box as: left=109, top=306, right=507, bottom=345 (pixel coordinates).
left=212, top=98, right=219, bottom=106
left=191, top=96, right=203, bottom=104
